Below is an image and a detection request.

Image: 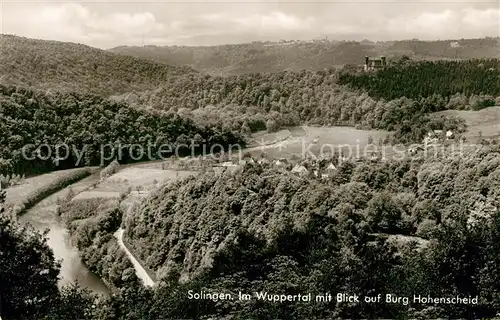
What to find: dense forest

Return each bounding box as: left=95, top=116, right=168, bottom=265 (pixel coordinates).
left=0, top=84, right=243, bottom=176
left=109, top=37, right=500, bottom=75
left=2, top=34, right=500, bottom=319
left=0, top=189, right=103, bottom=320
left=114, top=147, right=500, bottom=318
left=7, top=145, right=499, bottom=319
left=0, top=35, right=196, bottom=96
left=113, top=69, right=473, bottom=143
left=339, top=59, right=500, bottom=101
left=58, top=197, right=142, bottom=290
left=0, top=36, right=496, bottom=148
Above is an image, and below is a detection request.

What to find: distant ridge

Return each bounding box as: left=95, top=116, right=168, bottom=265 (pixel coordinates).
left=108, top=37, right=500, bottom=75
left=0, top=34, right=197, bottom=96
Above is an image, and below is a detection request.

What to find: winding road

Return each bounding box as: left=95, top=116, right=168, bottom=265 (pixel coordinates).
left=114, top=228, right=155, bottom=287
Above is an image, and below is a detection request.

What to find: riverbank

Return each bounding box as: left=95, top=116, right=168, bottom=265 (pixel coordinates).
left=17, top=174, right=110, bottom=295
left=5, top=167, right=97, bottom=217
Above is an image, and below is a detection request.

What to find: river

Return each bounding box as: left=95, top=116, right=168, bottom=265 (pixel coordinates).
left=17, top=172, right=110, bottom=295
left=14, top=125, right=389, bottom=294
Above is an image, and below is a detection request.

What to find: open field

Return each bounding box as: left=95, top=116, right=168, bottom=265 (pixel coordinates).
left=88, top=167, right=196, bottom=193
left=72, top=191, right=121, bottom=201
left=433, top=106, right=500, bottom=141
left=247, top=126, right=389, bottom=159
left=4, top=168, right=96, bottom=206
left=247, top=129, right=292, bottom=147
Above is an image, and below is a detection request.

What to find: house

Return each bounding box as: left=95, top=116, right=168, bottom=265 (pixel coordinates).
left=409, top=145, right=424, bottom=155
left=221, top=161, right=236, bottom=167
left=364, top=56, right=387, bottom=71
left=424, top=130, right=445, bottom=144
left=423, top=136, right=438, bottom=145
left=446, top=130, right=454, bottom=139
left=258, top=158, right=270, bottom=164
left=291, top=165, right=308, bottom=176
left=274, top=158, right=288, bottom=167
left=326, top=163, right=337, bottom=171
left=429, top=130, right=443, bottom=137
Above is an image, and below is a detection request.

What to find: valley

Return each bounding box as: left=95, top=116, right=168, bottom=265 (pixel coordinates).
left=10, top=110, right=499, bottom=297
left=1, top=31, right=500, bottom=320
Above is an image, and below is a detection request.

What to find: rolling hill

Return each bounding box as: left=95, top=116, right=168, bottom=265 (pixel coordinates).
left=108, top=37, right=500, bottom=75
left=0, top=35, right=197, bottom=96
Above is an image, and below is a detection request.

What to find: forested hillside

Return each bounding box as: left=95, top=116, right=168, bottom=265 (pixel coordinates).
left=0, top=35, right=196, bottom=96
left=339, top=59, right=500, bottom=102
left=96, top=147, right=500, bottom=319
left=109, top=37, right=500, bottom=75
left=5, top=146, right=500, bottom=319
left=2, top=33, right=500, bottom=320
left=0, top=84, right=243, bottom=176
left=0, top=36, right=494, bottom=148
left=114, top=69, right=469, bottom=143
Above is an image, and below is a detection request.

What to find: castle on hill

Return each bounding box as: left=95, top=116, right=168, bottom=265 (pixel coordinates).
left=364, top=56, right=387, bottom=71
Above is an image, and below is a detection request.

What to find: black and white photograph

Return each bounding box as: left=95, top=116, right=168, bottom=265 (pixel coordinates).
left=0, top=0, right=499, bottom=319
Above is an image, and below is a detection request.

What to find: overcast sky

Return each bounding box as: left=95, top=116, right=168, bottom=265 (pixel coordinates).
left=1, top=0, right=499, bottom=48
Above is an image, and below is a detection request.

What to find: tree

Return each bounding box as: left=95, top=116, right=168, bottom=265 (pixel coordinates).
left=266, top=119, right=279, bottom=133
left=240, top=121, right=252, bottom=136
left=0, top=190, right=5, bottom=214
left=46, top=283, right=97, bottom=320
left=0, top=204, right=61, bottom=319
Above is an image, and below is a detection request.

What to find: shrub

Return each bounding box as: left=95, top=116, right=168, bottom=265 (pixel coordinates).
left=100, top=160, right=120, bottom=180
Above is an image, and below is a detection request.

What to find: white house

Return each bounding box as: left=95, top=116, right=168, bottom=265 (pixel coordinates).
left=326, top=163, right=337, bottom=171
left=258, top=158, right=270, bottom=164
left=291, top=165, right=308, bottom=176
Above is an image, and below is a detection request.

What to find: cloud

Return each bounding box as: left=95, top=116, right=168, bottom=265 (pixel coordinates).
left=462, top=8, right=500, bottom=29
left=234, top=12, right=316, bottom=31
left=88, top=12, right=165, bottom=36
left=3, top=3, right=166, bottom=45
left=2, top=2, right=499, bottom=47
left=384, top=8, right=499, bottom=39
